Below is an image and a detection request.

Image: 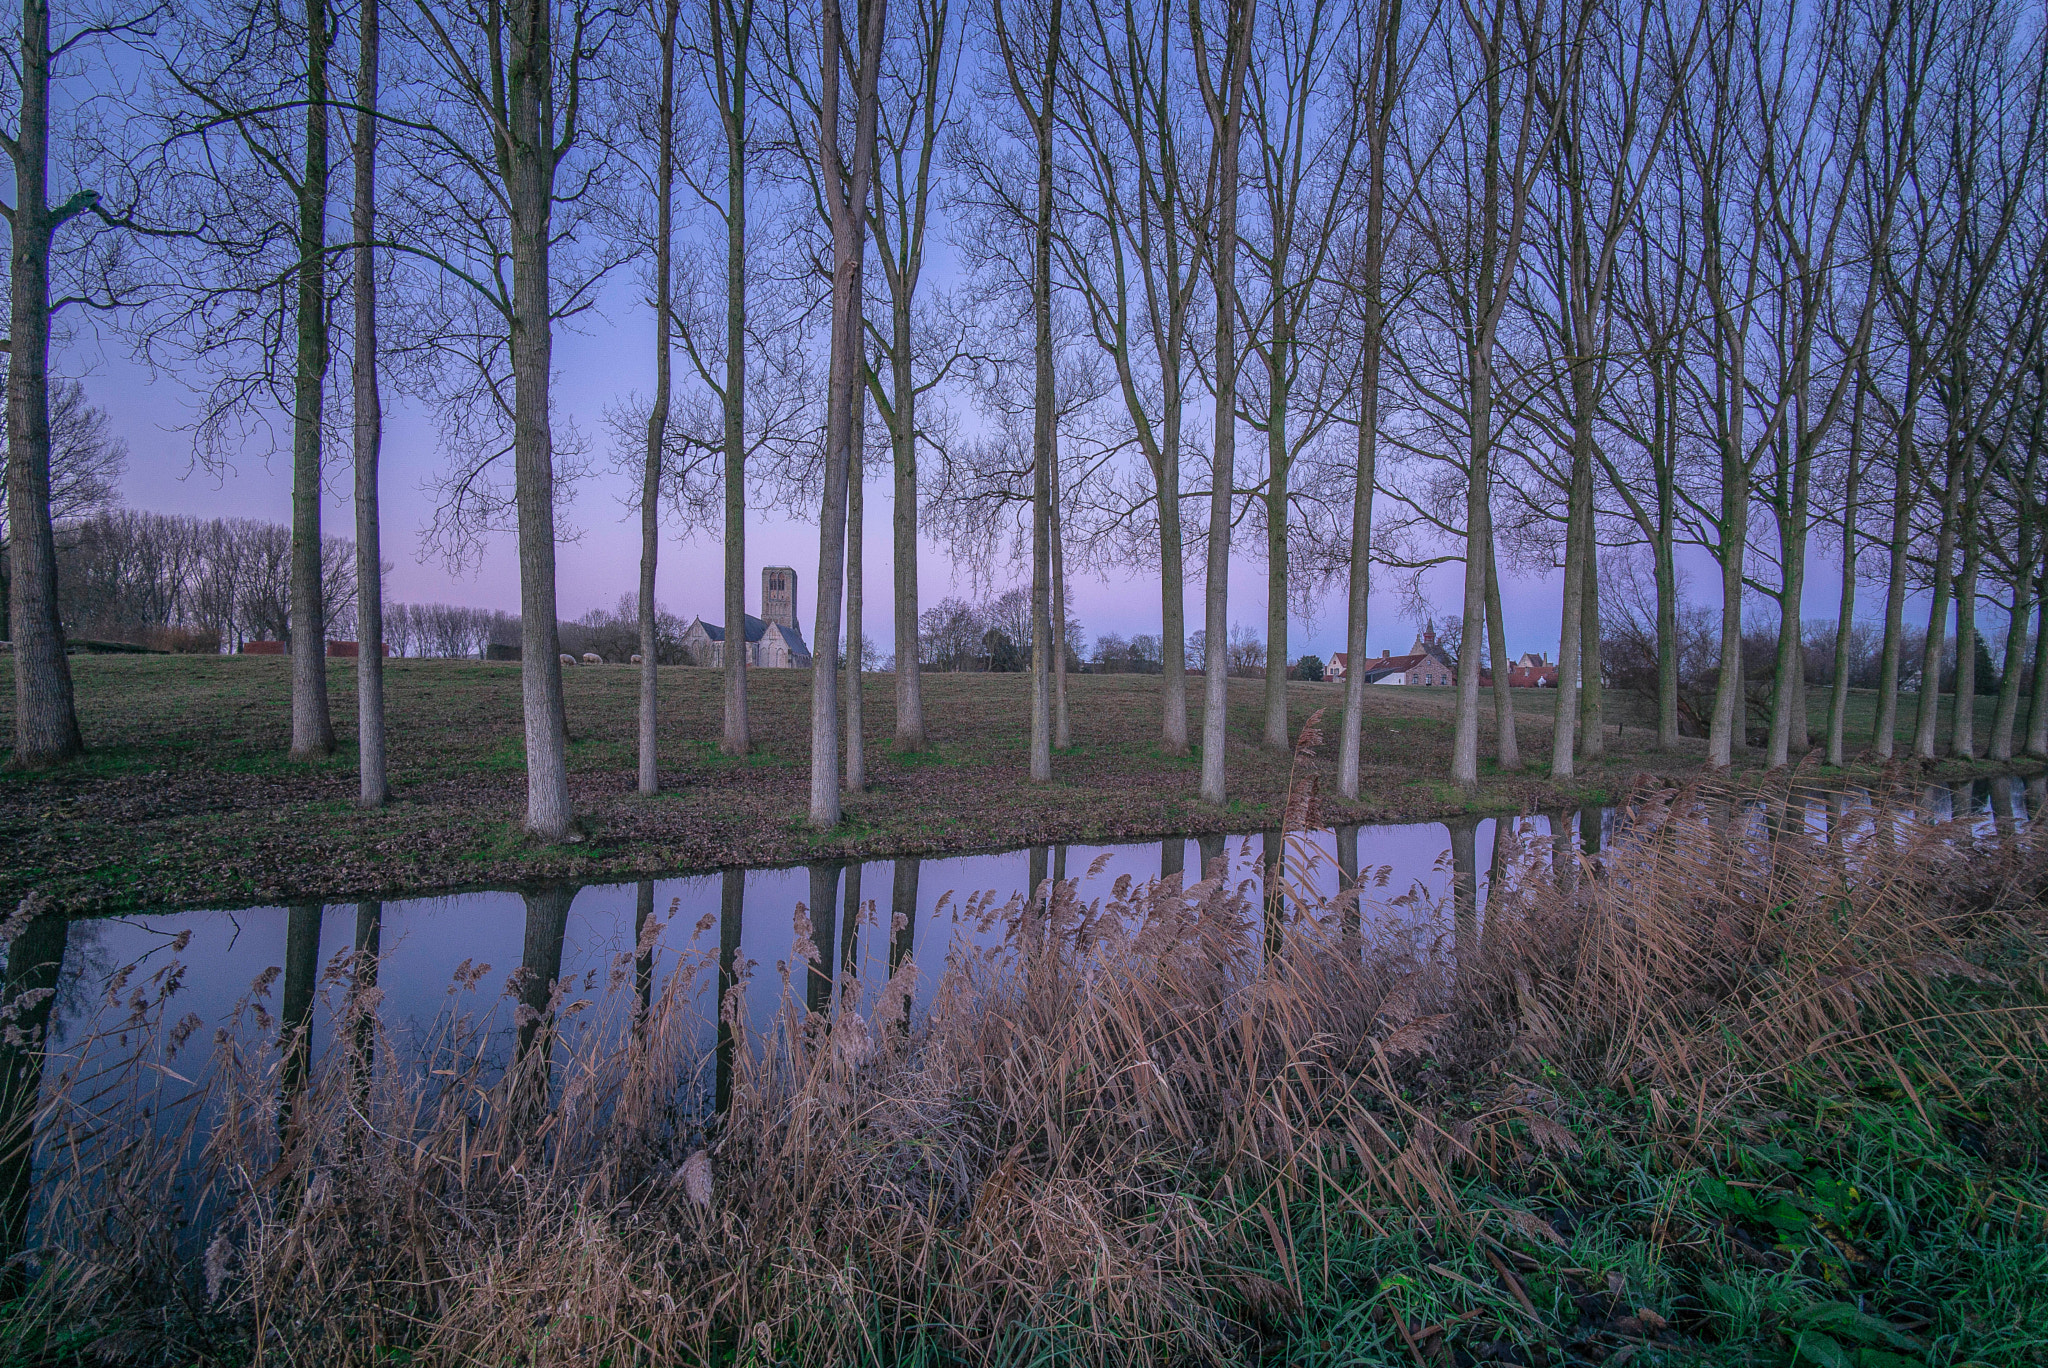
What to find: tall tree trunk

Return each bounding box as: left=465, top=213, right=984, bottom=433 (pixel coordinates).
left=1950, top=522, right=1979, bottom=757
left=890, top=299, right=925, bottom=747
left=719, top=17, right=751, bottom=758
left=2026, top=548, right=2048, bottom=759
left=1551, top=426, right=1591, bottom=777
left=1261, top=364, right=1290, bottom=751
left=1337, top=0, right=1396, bottom=798
left=1578, top=532, right=1603, bottom=757
left=3, top=0, right=84, bottom=768
left=1653, top=355, right=1679, bottom=749
left=1705, top=443, right=1748, bottom=768
left=1912, top=462, right=1961, bottom=760
left=1872, top=388, right=1917, bottom=757
left=1023, top=0, right=1061, bottom=786
left=639, top=0, right=679, bottom=795
left=846, top=404, right=866, bottom=790
left=1825, top=378, right=1865, bottom=767
left=509, top=0, right=573, bottom=840
left=1051, top=430, right=1070, bottom=749
left=1198, top=0, right=1253, bottom=806
left=810, top=0, right=884, bottom=827
left=1483, top=527, right=1517, bottom=769
left=290, top=0, right=336, bottom=761
left=1452, top=362, right=1492, bottom=789
left=1158, top=400, right=1189, bottom=755
left=353, top=0, right=388, bottom=805
left=1337, top=325, right=1381, bottom=796
left=1989, top=496, right=2037, bottom=764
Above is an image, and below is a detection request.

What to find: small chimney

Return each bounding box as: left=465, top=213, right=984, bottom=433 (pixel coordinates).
left=1381, top=648, right=1390, bottom=658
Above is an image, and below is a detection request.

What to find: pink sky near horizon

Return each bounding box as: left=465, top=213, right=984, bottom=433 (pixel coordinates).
left=70, top=288, right=1861, bottom=666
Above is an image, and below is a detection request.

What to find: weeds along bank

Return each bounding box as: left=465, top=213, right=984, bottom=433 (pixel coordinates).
left=1, top=767, right=2045, bottom=1366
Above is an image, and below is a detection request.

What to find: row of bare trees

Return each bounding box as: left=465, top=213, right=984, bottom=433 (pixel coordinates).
left=5, top=0, right=2044, bottom=833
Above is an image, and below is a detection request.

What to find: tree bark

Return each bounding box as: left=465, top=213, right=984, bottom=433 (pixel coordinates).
left=509, top=0, right=574, bottom=840
left=353, top=0, right=388, bottom=805
left=1988, top=453, right=2038, bottom=763
left=1025, top=0, right=1060, bottom=786
left=1912, top=458, right=1962, bottom=760
left=289, top=0, right=336, bottom=761
left=889, top=297, right=926, bottom=747
left=1871, top=383, right=1917, bottom=757
left=1950, top=521, right=1979, bottom=757
left=1551, top=427, right=1590, bottom=777
left=1579, top=530, right=1605, bottom=756
left=717, top=0, right=752, bottom=758
left=1197, top=0, right=1254, bottom=806
left=846, top=401, right=866, bottom=790
left=810, top=0, right=885, bottom=827
left=2026, top=549, right=2048, bottom=759
left=1051, top=430, right=1071, bottom=749
left=1336, top=0, right=1396, bottom=797
left=1483, top=524, right=1517, bottom=769
left=3, top=0, right=85, bottom=768
left=1825, top=377, right=1865, bottom=768
left=1766, top=431, right=1812, bottom=769
left=639, top=0, right=680, bottom=795
left=1261, top=362, right=1290, bottom=751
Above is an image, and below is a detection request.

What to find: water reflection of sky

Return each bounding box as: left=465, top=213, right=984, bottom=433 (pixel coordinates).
left=26, top=774, right=2043, bottom=1092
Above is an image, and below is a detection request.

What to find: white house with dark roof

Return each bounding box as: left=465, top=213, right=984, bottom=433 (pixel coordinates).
left=1340, top=625, right=1457, bottom=687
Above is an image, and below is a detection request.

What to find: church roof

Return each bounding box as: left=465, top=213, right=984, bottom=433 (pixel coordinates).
left=691, top=614, right=771, bottom=644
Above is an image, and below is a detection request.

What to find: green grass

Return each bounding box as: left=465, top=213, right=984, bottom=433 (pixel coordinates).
left=1189, top=1008, right=2047, bottom=1368
left=0, top=656, right=2034, bottom=916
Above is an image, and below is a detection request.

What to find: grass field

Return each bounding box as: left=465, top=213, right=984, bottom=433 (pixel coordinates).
left=0, top=653, right=2036, bottom=914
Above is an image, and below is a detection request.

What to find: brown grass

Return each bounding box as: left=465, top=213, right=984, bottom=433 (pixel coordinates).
left=3, top=734, right=2045, bottom=1365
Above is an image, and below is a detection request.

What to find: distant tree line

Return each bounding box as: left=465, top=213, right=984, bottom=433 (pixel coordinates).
left=54, top=510, right=356, bottom=652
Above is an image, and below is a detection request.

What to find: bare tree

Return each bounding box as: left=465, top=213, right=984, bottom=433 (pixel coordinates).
left=1334, top=0, right=1414, bottom=799
left=630, top=0, right=681, bottom=793
left=1057, top=0, right=1205, bottom=756
left=703, top=0, right=761, bottom=757
left=1, top=0, right=102, bottom=765
left=403, top=0, right=614, bottom=839
left=1392, top=0, right=1551, bottom=788
left=352, top=0, right=388, bottom=804
left=987, top=0, right=1063, bottom=784
left=809, top=0, right=886, bottom=827
left=864, top=0, right=962, bottom=751
left=1517, top=0, right=1691, bottom=777
left=1238, top=0, right=1367, bottom=752
left=1192, top=0, right=1254, bottom=805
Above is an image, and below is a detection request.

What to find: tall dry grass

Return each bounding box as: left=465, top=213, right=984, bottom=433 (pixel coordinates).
left=2, top=741, right=2044, bottom=1365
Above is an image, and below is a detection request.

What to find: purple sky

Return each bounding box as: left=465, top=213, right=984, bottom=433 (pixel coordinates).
left=73, top=284, right=1854, bottom=666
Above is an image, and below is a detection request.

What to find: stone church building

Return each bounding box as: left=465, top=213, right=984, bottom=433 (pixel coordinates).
left=680, top=567, right=814, bottom=669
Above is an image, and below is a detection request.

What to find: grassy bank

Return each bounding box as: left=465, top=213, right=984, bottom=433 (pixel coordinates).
left=0, top=653, right=2033, bottom=916
left=1, top=771, right=2042, bottom=1365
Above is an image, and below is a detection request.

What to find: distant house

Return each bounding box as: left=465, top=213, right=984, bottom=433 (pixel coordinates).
left=681, top=566, right=814, bottom=669
left=1505, top=651, right=1558, bottom=688
left=1358, top=626, right=1457, bottom=687
left=1328, top=652, right=1349, bottom=682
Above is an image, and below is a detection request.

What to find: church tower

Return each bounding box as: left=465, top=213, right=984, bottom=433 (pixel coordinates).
left=762, top=566, right=798, bottom=630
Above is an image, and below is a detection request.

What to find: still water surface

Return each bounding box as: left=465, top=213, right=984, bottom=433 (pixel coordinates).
left=24, top=772, right=2041, bottom=1067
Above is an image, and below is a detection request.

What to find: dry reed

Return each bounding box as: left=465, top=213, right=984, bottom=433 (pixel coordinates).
left=2, top=744, right=2043, bottom=1366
